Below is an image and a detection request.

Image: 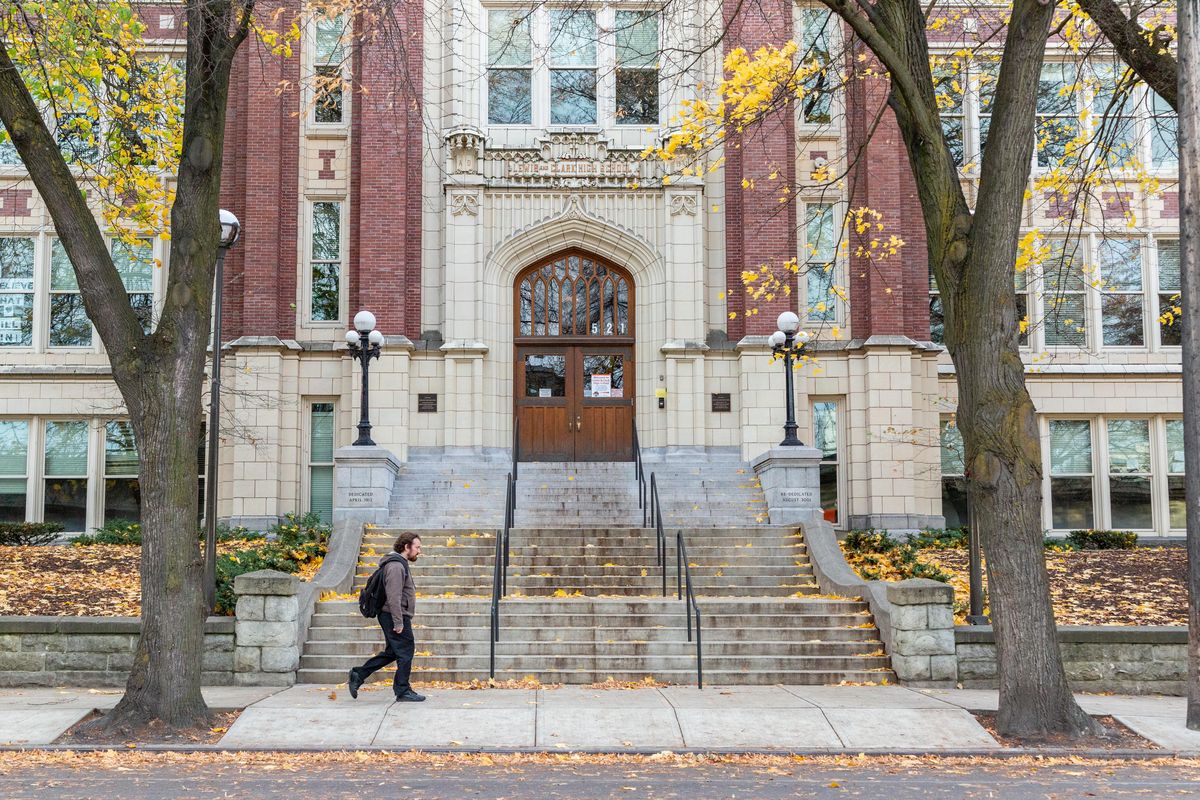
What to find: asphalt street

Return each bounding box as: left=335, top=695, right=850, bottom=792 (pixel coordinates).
left=2, top=759, right=1199, bottom=799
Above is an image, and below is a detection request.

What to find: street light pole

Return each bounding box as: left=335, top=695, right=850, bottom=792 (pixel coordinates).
left=204, top=210, right=241, bottom=613
left=769, top=311, right=810, bottom=447
left=345, top=310, right=385, bottom=446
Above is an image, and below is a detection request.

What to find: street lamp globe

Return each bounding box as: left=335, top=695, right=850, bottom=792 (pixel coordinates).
left=768, top=331, right=786, bottom=348
left=795, top=329, right=811, bottom=343
left=368, top=330, right=385, bottom=347
left=218, top=209, right=241, bottom=249
left=344, top=329, right=360, bottom=345
left=354, top=310, right=377, bottom=333
left=776, top=311, right=800, bottom=335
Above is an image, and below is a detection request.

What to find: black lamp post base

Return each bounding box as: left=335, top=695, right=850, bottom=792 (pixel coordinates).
left=353, top=426, right=375, bottom=447
left=966, top=614, right=990, bottom=626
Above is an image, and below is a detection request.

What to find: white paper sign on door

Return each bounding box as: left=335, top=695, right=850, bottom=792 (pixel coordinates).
left=590, top=374, right=611, bottom=398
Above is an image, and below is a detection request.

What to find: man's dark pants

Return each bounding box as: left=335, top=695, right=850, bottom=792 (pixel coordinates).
left=353, top=611, right=414, bottom=698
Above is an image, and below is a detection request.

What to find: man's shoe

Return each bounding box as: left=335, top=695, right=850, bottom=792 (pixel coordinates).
left=396, top=690, right=426, bottom=702
left=348, top=669, right=363, bottom=699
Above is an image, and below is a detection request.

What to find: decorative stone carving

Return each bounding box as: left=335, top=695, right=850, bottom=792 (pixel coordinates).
left=669, top=193, right=698, bottom=216
left=484, top=132, right=651, bottom=188
left=445, top=127, right=485, bottom=175
left=449, top=191, right=480, bottom=217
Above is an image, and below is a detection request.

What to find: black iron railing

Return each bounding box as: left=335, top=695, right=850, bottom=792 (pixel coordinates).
left=675, top=528, right=704, bottom=689
left=648, top=472, right=667, bottom=597
left=490, top=471, right=515, bottom=680
left=633, top=420, right=646, bottom=525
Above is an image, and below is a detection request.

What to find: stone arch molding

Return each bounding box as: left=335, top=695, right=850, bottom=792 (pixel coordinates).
left=485, top=195, right=666, bottom=288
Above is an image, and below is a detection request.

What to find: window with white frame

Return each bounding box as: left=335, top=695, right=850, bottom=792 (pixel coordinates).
left=939, top=417, right=968, bottom=528
left=44, top=420, right=89, bottom=532
left=112, top=238, right=155, bottom=334
left=931, top=58, right=965, bottom=165
left=803, top=202, right=836, bottom=322
left=0, top=121, right=19, bottom=166
left=56, top=110, right=100, bottom=164
left=929, top=264, right=944, bottom=344
left=1157, top=239, right=1181, bottom=347
left=485, top=6, right=660, bottom=128
left=49, top=239, right=92, bottom=347
left=798, top=8, right=835, bottom=125
left=103, top=421, right=140, bottom=524
left=1036, top=62, right=1078, bottom=169
left=1041, top=238, right=1087, bottom=347
left=812, top=400, right=841, bottom=525
left=309, top=403, right=335, bottom=524
left=1106, top=418, right=1153, bottom=529
left=0, top=420, right=28, bottom=523
left=310, top=201, right=342, bottom=322
left=313, top=13, right=348, bottom=124
left=1091, top=62, right=1139, bottom=166
left=1048, top=419, right=1094, bottom=530
left=0, top=238, right=34, bottom=347
left=614, top=10, right=658, bottom=125
left=1166, top=419, right=1185, bottom=530
left=1146, top=90, right=1177, bottom=169
left=1097, top=237, right=1144, bottom=347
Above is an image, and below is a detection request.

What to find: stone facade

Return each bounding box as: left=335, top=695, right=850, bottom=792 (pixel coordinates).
left=0, top=1, right=1182, bottom=536
left=0, top=617, right=234, bottom=688
left=233, top=570, right=302, bottom=687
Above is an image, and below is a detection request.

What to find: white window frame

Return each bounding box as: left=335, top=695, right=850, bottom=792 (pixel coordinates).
left=102, top=419, right=141, bottom=526
left=1101, top=417, right=1156, bottom=532
left=795, top=5, right=841, bottom=130
left=1095, top=236, right=1148, bottom=350
left=1152, top=236, right=1181, bottom=350
left=1043, top=417, right=1097, bottom=533
left=41, top=418, right=93, bottom=533
left=304, top=399, right=338, bottom=523
left=307, top=11, right=351, bottom=128
left=0, top=236, right=37, bottom=351
left=810, top=396, right=845, bottom=528
left=0, top=418, right=32, bottom=523
left=1162, top=417, right=1185, bottom=533
left=801, top=200, right=842, bottom=327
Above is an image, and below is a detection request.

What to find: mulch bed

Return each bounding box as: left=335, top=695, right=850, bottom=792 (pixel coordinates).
left=928, top=547, right=1187, bottom=626
left=973, top=712, right=1158, bottom=751
left=56, top=710, right=241, bottom=746
left=0, top=545, right=143, bottom=616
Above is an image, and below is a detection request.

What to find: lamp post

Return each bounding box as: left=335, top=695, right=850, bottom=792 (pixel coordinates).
left=768, top=311, right=810, bottom=447
left=345, top=310, right=384, bottom=446
left=204, top=209, right=241, bottom=613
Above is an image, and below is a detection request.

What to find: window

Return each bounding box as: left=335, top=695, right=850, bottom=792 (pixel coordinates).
left=803, top=203, right=837, bottom=322
left=932, top=58, right=965, bottom=165
left=975, top=60, right=999, bottom=158
left=939, top=417, right=968, bottom=528
left=309, top=403, right=335, bottom=524
left=111, top=238, right=155, bottom=334
left=1042, top=238, right=1087, bottom=347
left=549, top=9, right=597, bottom=125
left=56, top=110, right=100, bottom=164
left=0, top=420, right=28, bottom=522
left=1014, top=261, right=1031, bottom=347
left=799, top=9, right=835, bottom=125
left=1166, top=419, right=1185, bottom=530
left=614, top=10, right=658, bottom=125
left=49, top=239, right=91, bottom=347
left=1157, top=239, right=1181, bottom=347
left=1091, top=62, right=1139, bottom=166
left=0, top=121, right=19, bottom=166
left=517, top=254, right=629, bottom=337
left=812, top=400, right=840, bottom=524
left=104, top=421, right=140, bottom=524
left=1049, top=420, right=1094, bottom=529
left=310, top=201, right=342, bottom=322
left=44, top=420, right=89, bottom=532
left=1106, top=419, right=1152, bottom=529
left=1097, top=238, right=1144, bottom=347
left=487, top=9, right=533, bottom=125
left=1148, top=90, right=1177, bottom=169
left=929, top=264, right=944, bottom=344
left=0, top=238, right=34, bottom=347
left=313, top=14, right=347, bottom=123
left=1035, top=63, right=1078, bottom=168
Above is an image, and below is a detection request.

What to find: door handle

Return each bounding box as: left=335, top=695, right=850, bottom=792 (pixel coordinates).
left=568, top=416, right=574, bottom=434
left=576, top=416, right=582, bottom=432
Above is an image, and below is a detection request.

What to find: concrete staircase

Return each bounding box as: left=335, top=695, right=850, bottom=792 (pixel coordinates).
left=385, top=462, right=509, bottom=529
left=297, top=527, right=894, bottom=685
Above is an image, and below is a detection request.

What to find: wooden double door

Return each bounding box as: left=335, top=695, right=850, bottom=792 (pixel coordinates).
left=516, top=344, right=634, bottom=461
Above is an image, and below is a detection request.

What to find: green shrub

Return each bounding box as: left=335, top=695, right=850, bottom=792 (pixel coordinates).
left=1066, top=529, right=1137, bottom=550
left=71, top=519, right=142, bottom=546
left=0, top=521, right=65, bottom=546
left=212, top=513, right=331, bottom=615
left=842, top=529, right=899, bottom=554
left=908, top=527, right=968, bottom=550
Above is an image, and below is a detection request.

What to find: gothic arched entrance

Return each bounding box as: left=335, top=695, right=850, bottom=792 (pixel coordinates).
left=514, top=250, right=635, bottom=461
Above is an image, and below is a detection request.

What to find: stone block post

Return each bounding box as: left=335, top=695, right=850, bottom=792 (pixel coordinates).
left=234, top=570, right=300, bottom=686
left=886, top=578, right=956, bottom=685
left=750, top=446, right=824, bottom=524
left=334, top=445, right=401, bottom=527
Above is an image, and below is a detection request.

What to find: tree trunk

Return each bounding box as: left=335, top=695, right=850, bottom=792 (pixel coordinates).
left=1179, top=0, right=1200, bottom=732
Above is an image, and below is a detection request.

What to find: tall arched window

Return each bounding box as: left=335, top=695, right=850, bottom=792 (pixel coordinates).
left=516, top=252, right=632, bottom=338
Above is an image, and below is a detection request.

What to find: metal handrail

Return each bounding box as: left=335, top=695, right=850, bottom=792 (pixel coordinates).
left=633, top=419, right=646, bottom=526
left=675, top=527, right=704, bottom=689
left=649, top=473, right=666, bottom=596
left=490, top=471, right=514, bottom=680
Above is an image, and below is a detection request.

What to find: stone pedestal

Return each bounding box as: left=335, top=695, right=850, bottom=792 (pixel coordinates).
left=886, top=578, right=956, bottom=686
left=750, top=445, right=824, bottom=524
left=234, top=570, right=300, bottom=687
left=333, top=445, right=401, bottom=527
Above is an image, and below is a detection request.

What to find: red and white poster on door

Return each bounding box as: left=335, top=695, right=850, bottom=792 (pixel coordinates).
left=590, top=374, right=611, bottom=398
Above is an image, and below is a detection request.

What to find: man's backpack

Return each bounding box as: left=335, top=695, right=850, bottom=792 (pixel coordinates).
left=358, top=556, right=404, bottom=618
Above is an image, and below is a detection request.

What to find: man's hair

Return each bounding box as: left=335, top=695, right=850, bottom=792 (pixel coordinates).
left=393, top=531, right=421, bottom=553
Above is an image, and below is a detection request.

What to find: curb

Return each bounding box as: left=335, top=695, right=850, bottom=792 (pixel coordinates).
left=0, top=745, right=1191, bottom=759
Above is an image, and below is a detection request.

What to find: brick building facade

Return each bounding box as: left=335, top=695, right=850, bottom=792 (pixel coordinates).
left=0, top=1, right=1184, bottom=536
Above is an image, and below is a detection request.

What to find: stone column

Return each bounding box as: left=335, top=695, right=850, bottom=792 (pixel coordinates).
left=333, top=445, right=401, bottom=527
left=234, top=570, right=300, bottom=687
left=750, top=445, right=824, bottom=524
left=885, top=578, right=956, bottom=686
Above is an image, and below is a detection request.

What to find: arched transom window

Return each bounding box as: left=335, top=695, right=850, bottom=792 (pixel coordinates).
left=517, top=252, right=632, bottom=337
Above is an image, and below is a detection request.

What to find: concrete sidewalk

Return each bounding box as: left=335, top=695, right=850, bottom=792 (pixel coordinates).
left=2, top=684, right=1198, bottom=753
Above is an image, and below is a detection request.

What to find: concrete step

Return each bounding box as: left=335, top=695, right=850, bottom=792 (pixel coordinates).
left=300, top=652, right=891, bottom=672
left=306, top=624, right=882, bottom=643
left=303, top=639, right=887, bottom=658
left=297, top=668, right=894, bottom=686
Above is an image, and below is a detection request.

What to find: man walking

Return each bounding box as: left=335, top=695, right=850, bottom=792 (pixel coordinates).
left=348, top=532, right=425, bottom=702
